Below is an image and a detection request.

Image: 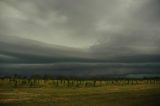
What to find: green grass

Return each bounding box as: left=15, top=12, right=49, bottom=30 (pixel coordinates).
left=0, top=84, right=160, bottom=106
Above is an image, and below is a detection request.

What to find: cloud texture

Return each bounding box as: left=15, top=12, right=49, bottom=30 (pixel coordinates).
left=0, top=0, right=160, bottom=77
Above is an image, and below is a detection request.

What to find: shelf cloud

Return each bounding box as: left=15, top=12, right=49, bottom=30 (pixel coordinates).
left=0, top=0, right=160, bottom=77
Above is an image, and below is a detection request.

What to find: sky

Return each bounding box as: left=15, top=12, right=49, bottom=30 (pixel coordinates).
left=0, top=0, right=160, bottom=77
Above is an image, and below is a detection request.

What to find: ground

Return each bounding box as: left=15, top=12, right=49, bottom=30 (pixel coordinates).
left=0, top=84, right=160, bottom=106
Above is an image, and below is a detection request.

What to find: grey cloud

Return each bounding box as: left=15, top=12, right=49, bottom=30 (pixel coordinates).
left=1, top=0, right=160, bottom=48
left=1, top=35, right=160, bottom=64
left=91, top=1, right=160, bottom=57
left=0, top=35, right=100, bottom=63
left=132, top=0, right=160, bottom=24
left=91, top=31, right=160, bottom=57
left=0, top=0, right=160, bottom=77
left=0, top=0, right=136, bottom=47
left=1, top=63, right=160, bottom=77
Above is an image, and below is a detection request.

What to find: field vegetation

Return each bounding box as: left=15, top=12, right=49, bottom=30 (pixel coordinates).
left=0, top=75, right=160, bottom=106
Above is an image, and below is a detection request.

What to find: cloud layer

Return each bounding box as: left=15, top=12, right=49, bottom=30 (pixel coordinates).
left=0, top=0, right=160, bottom=77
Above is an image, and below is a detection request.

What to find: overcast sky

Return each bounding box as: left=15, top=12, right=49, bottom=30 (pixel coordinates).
left=0, top=0, right=160, bottom=77
left=1, top=0, right=160, bottom=48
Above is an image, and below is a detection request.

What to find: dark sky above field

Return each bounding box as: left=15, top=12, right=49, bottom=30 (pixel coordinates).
left=0, top=0, right=160, bottom=77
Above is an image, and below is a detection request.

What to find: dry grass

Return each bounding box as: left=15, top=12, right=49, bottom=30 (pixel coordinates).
left=0, top=83, right=160, bottom=106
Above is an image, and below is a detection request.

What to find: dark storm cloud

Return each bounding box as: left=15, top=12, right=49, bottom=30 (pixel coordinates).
left=1, top=63, right=160, bottom=77
left=1, top=35, right=160, bottom=64
left=0, top=35, right=160, bottom=77
left=0, top=35, right=99, bottom=63
left=0, top=0, right=160, bottom=77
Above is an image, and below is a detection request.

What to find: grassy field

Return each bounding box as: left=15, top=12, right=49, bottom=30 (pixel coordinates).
left=0, top=79, right=160, bottom=106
